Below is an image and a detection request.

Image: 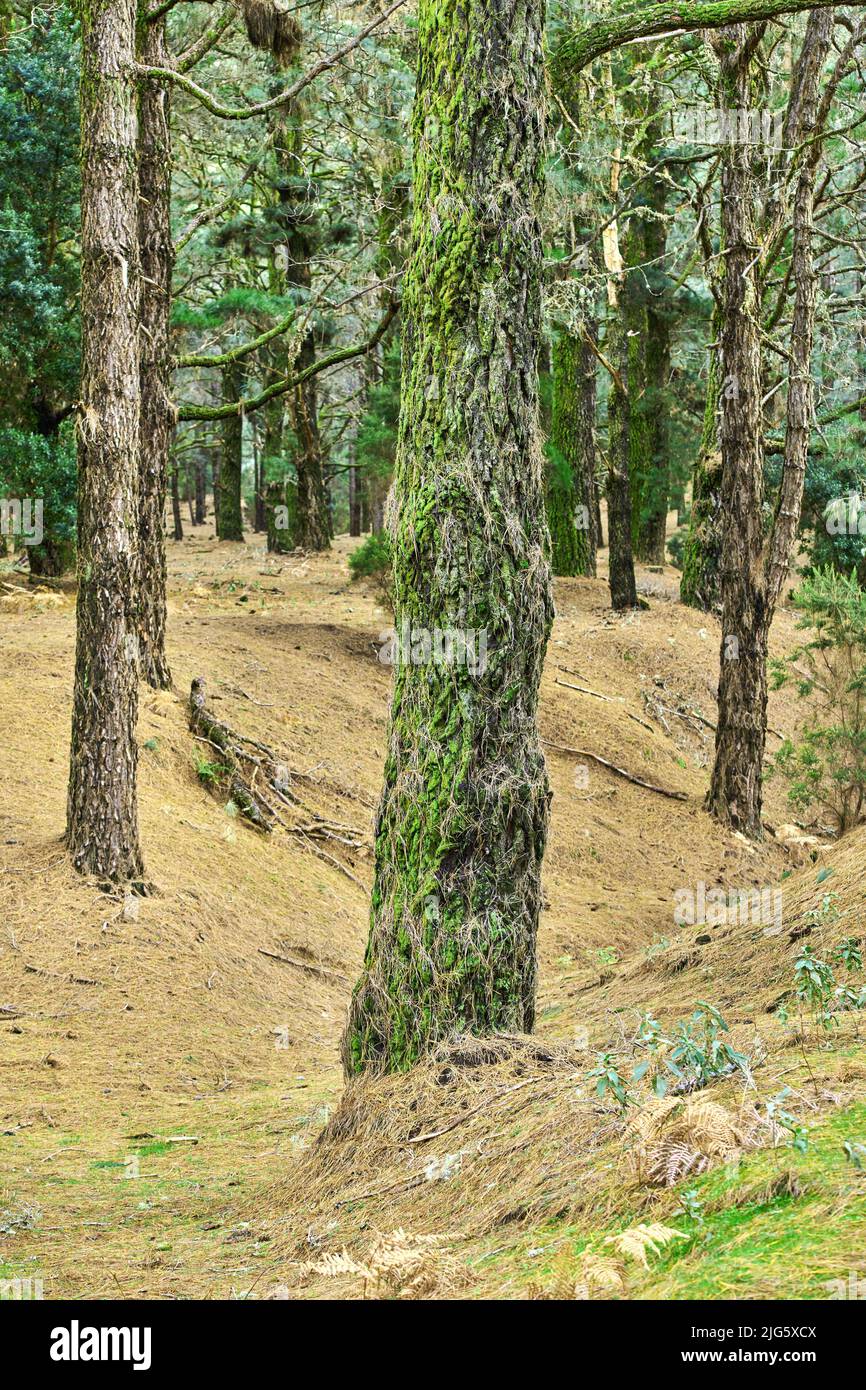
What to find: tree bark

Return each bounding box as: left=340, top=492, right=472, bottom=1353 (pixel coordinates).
left=273, top=98, right=331, bottom=551
left=546, top=330, right=593, bottom=576
left=217, top=360, right=244, bottom=541
left=170, top=462, right=183, bottom=540
left=632, top=138, right=671, bottom=566
left=342, top=0, right=552, bottom=1075
left=136, top=11, right=173, bottom=689
left=67, top=0, right=144, bottom=883
left=705, top=13, right=831, bottom=837
left=704, top=26, right=768, bottom=838
left=681, top=314, right=723, bottom=610
left=194, top=459, right=206, bottom=524
left=606, top=291, right=638, bottom=610
left=576, top=328, right=599, bottom=576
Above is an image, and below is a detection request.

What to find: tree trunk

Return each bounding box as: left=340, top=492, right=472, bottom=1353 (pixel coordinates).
left=194, top=460, right=206, bottom=524
left=576, top=327, right=599, bottom=577
left=706, top=14, right=830, bottom=838
left=680, top=318, right=723, bottom=609
left=606, top=292, right=638, bottom=610
left=274, top=99, right=331, bottom=551
left=546, top=329, right=593, bottom=576
left=67, top=0, right=144, bottom=883
left=265, top=472, right=296, bottom=547
left=704, top=29, right=768, bottom=838
left=171, top=463, right=183, bottom=540
left=217, top=361, right=244, bottom=541
left=634, top=158, right=671, bottom=565
left=342, top=0, right=551, bottom=1076
left=291, top=332, right=330, bottom=550
left=348, top=460, right=362, bottom=537
left=136, top=11, right=173, bottom=690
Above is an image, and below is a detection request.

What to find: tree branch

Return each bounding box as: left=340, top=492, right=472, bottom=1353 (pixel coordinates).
left=138, top=0, right=406, bottom=120
left=176, top=299, right=400, bottom=421
left=551, top=0, right=844, bottom=83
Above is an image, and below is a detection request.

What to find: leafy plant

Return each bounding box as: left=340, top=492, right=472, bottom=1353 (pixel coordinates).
left=193, top=753, right=230, bottom=787
left=587, top=1052, right=631, bottom=1108
left=765, top=1088, right=809, bottom=1154
left=633, top=1003, right=751, bottom=1098
left=769, top=567, right=866, bottom=834
left=348, top=533, right=394, bottom=611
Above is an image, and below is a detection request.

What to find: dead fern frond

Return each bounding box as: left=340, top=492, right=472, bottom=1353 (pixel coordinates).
left=646, top=1139, right=706, bottom=1187
left=580, top=1251, right=626, bottom=1297
left=629, top=1095, right=754, bottom=1186
left=296, top=1228, right=465, bottom=1299
left=606, top=1222, right=686, bottom=1268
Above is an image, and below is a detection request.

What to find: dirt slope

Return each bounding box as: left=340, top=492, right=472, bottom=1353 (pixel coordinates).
left=1, top=531, right=860, bottom=1299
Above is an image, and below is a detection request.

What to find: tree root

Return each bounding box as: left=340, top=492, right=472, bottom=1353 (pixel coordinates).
left=188, top=677, right=369, bottom=888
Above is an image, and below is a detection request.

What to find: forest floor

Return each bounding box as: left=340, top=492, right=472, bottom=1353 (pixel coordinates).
left=1, top=525, right=864, bottom=1299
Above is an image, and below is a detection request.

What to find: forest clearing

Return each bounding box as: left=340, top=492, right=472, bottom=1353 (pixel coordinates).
left=2, top=0, right=866, bottom=1331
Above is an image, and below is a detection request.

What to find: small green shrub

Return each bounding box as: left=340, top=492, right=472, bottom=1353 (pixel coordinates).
left=769, top=567, right=866, bottom=834
left=348, top=533, right=393, bottom=611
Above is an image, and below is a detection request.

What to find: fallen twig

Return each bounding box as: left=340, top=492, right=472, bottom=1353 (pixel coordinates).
left=543, top=740, right=688, bottom=800
left=258, top=948, right=349, bottom=984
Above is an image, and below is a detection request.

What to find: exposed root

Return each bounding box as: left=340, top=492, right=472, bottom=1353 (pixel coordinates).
left=188, top=677, right=369, bottom=889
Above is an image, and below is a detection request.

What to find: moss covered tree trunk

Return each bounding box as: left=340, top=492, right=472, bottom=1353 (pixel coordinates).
left=217, top=361, right=244, bottom=541
left=546, top=329, right=595, bottom=576
left=274, top=99, right=330, bottom=551
left=342, top=0, right=552, bottom=1075
left=680, top=321, right=723, bottom=609
left=606, top=290, right=638, bottom=610
left=136, top=11, right=173, bottom=689
left=577, top=328, right=599, bottom=576
left=705, top=12, right=830, bottom=837
left=67, top=0, right=144, bottom=882
left=632, top=149, right=671, bottom=566
left=704, top=28, right=768, bottom=837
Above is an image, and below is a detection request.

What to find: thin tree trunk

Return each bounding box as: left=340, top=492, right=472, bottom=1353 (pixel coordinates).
left=576, top=327, right=599, bottom=577
left=706, top=13, right=831, bottom=837
left=343, top=0, right=551, bottom=1075
left=195, top=460, right=206, bottom=524
left=606, top=298, right=638, bottom=610
left=136, top=11, right=173, bottom=690
left=171, top=463, right=183, bottom=540
left=635, top=153, right=671, bottom=565
left=681, top=316, right=723, bottom=610
left=67, top=0, right=144, bottom=883
left=546, top=329, right=593, bottom=576
left=274, top=98, right=330, bottom=551
left=348, top=460, right=362, bottom=537
left=217, top=361, right=244, bottom=541
left=602, top=57, right=636, bottom=610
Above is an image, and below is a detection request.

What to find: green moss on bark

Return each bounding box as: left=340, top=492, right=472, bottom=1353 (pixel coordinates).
left=342, top=0, right=552, bottom=1076
left=546, top=331, right=592, bottom=577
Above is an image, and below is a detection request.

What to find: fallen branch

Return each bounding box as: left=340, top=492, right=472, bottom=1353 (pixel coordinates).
left=543, top=740, right=688, bottom=800
left=258, top=948, right=349, bottom=984
left=555, top=676, right=623, bottom=703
